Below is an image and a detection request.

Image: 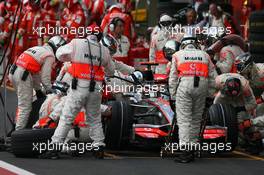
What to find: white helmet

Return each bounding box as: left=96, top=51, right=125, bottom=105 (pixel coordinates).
left=163, top=40, right=180, bottom=61
left=180, top=33, right=200, bottom=49
left=158, top=14, right=173, bottom=29
left=131, top=71, right=144, bottom=84
left=48, top=36, right=67, bottom=54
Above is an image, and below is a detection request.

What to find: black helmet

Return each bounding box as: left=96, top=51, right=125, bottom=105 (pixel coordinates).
left=163, top=40, right=180, bottom=61
left=234, top=52, right=253, bottom=74
left=221, top=77, right=241, bottom=97
left=101, top=34, right=117, bottom=56
left=48, top=36, right=67, bottom=54
left=51, top=81, right=70, bottom=96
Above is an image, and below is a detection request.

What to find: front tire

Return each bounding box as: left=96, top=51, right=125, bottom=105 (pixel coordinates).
left=11, top=128, right=55, bottom=157
left=207, top=104, right=238, bottom=152
left=104, top=101, right=133, bottom=149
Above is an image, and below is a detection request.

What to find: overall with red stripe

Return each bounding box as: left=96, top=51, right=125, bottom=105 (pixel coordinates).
left=8, top=45, right=55, bottom=130
left=169, top=45, right=217, bottom=145
left=51, top=35, right=115, bottom=147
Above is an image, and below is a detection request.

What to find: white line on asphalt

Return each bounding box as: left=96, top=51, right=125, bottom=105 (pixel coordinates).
left=0, top=160, right=36, bottom=175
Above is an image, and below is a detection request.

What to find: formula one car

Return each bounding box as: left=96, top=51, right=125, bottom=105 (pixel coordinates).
left=102, top=63, right=238, bottom=153
left=10, top=72, right=238, bottom=158
left=103, top=86, right=238, bottom=153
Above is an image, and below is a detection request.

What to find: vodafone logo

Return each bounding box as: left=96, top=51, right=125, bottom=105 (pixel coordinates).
left=19, top=54, right=25, bottom=59
left=190, top=63, right=196, bottom=70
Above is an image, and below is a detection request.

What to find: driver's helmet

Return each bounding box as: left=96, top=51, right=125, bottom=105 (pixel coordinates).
left=180, top=33, right=199, bottom=49
left=51, top=81, right=70, bottom=96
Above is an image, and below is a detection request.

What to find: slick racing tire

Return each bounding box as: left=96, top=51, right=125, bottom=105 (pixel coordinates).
left=26, top=97, right=46, bottom=128
left=208, top=104, right=238, bottom=151
left=249, top=33, right=264, bottom=54
left=104, top=101, right=133, bottom=149
left=249, top=11, right=264, bottom=33
left=11, top=128, right=55, bottom=158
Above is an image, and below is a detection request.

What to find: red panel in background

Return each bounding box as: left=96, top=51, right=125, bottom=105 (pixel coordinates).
left=231, top=0, right=264, bottom=21
left=130, top=47, right=149, bottom=59
left=129, top=47, right=149, bottom=67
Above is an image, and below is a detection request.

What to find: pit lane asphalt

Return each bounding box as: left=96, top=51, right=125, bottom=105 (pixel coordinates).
left=1, top=87, right=264, bottom=175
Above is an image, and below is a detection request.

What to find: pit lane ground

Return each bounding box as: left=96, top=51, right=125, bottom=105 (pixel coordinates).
left=1, top=87, right=264, bottom=175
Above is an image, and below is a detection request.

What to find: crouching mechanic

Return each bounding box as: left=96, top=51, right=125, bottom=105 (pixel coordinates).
left=234, top=52, right=264, bottom=115
left=34, top=80, right=96, bottom=144
left=9, top=36, right=66, bottom=130
left=43, top=26, right=115, bottom=159
left=169, top=35, right=217, bottom=163
left=214, top=73, right=257, bottom=120
left=234, top=53, right=264, bottom=141
left=34, top=81, right=70, bottom=128
left=213, top=73, right=261, bottom=153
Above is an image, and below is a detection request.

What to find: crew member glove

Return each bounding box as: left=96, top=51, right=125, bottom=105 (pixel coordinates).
left=239, top=119, right=252, bottom=131
left=131, top=71, right=144, bottom=84
left=36, top=90, right=46, bottom=99
left=34, top=117, right=56, bottom=129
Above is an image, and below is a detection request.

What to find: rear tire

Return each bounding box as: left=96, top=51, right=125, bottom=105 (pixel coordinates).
left=11, top=128, right=55, bottom=157
left=104, top=101, right=133, bottom=149
left=207, top=104, right=238, bottom=151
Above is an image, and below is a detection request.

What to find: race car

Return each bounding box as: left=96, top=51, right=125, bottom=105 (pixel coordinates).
left=10, top=68, right=238, bottom=158
left=102, top=83, right=238, bottom=153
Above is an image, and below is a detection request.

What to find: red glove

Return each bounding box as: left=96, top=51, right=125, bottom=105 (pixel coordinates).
left=256, top=96, right=264, bottom=104
left=36, top=116, right=57, bottom=129
left=239, top=119, right=252, bottom=131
